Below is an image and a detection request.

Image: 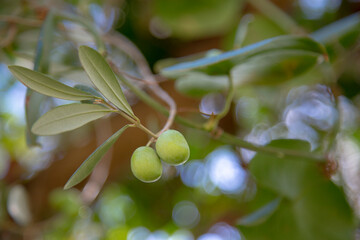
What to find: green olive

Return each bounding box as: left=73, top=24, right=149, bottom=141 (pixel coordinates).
left=131, top=146, right=162, bottom=183
left=155, top=130, right=190, bottom=165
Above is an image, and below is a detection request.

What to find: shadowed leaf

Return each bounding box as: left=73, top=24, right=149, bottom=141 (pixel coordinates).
left=64, top=125, right=130, bottom=189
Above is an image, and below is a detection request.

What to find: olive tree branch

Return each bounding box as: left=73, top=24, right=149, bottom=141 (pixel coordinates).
left=113, top=65, right=325, bottom=162
left=204, top=74, right=235, bottom=131
left=0, top=15, right=42, bottom=27
left=103, top=32, right=177, bottom=136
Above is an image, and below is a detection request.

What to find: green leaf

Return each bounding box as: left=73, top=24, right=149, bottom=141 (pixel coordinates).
left=78, top=46, right=134, bottom=117
left=240, top=139, right=356, bottom=240
left=311, top=12, right=360, bottom=44
left=153, top=0, right=244, bottom=40
left=73, top=84, right=103, bottom=98
left=25, top=10, right=56, bottom=146
left=249, top=139, right=315, bottom=199
left=32, top=103, right=114, bottom=135
left=237, top=198, right=282, bottom=226
left=231, top=49, right=321, bottom=86
left=9, top=66, right=97, bottom=101
left=175, top=72, right=229, bottom=97
left=64, top=125, right=130, bottom=189
left=161, top=36, right=326, bottom=76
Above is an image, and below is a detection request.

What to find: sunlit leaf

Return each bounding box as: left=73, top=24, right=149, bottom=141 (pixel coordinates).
left=311, top=12, right=360, bottom=44
left=32, top=103, right=114, bottom=135
left=161, top=36, right=326, bottom=76
left=64, top=125, right=130, bottom=189
left=78, top=46, right=134, bottom=117
left=9, top=66, right=98, bottom=101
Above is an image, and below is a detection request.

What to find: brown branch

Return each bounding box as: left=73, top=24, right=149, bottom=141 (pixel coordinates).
left=0, top=15, right=42, bottom=27
left=0, top=24, right=18, bottom=47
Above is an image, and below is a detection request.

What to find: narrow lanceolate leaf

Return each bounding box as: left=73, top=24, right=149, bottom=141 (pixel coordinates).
left=25, top=10, right=56, bottom=146
left=161, top=36, right=326, bottom=76
left=32, top=103, right=114, bottom=135
left=64, top=125, right=130, bottom=189
left=78, top=46, right=135, bottom=117
left=9, top=66, right=97, bottom=101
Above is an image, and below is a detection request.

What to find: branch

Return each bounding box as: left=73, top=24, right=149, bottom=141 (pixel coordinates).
left=113, top=64, right=325, bottom=162
left=103, top=32, right=177, bottom=136
left=0, top=15, right=42, bottom=27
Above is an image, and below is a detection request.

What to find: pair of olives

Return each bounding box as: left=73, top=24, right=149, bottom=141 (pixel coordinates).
left=131, top=130, right=190, bottom=183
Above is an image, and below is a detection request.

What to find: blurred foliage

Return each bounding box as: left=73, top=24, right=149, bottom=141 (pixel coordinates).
left=1, top=0, right=360, bottom=240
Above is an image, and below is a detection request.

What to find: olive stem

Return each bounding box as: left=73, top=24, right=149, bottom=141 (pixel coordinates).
left=112, top=64, right=325, bottom=162
left=204, top=74, right=235, bottom=131
left=103, top=32, right=177, bottom=136
left=115, top=111, right=158, bottom=139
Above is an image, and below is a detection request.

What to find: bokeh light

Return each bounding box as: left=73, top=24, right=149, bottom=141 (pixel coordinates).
left=199, top=93, right=226, bottom=118
left=299, top=0, right=342, bottom=19
left=206, top=148, right=247, bottom=194
left=172, top=201, right=200, bottom=228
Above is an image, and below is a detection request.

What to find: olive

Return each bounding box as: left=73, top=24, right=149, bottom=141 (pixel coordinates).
left=156, top=130, right=190, bottom=166
left=131, top=146, right=162, bottom=183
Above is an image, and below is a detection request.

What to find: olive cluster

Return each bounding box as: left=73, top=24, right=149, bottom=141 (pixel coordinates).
left=130, top=130, right=190, bottom=183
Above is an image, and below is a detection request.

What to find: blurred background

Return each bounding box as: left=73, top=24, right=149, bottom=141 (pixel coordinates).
left=1, top=0, right=360, bottom=239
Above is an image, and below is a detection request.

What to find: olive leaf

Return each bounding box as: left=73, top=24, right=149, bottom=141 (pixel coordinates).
left=161, top=36, right=326, bottom=76
left=78, top=46, right=135, bottom=117
left=24, top=10, right=56, bottom=147
left=240, top=139, right=356, bottom=240
left=9, top=66, right=97, bottom=101
left=237, top=198, right=282, bottom=226
left=32, top=103, right=114, bottom=135
left=175, top=72, right=229, bottom=97
left=64, top=124, right=130, bottom=189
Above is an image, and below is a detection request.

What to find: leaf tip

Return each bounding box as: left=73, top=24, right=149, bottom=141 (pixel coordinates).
left=7, top=65, right=20, bottom=73
left=63, top=181, right=72, bottom=190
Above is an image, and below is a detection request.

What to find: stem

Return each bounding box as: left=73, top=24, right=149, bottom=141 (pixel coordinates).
left=115, top=71, right=203, bottom=129
left=220, top=132, right=324, bottom=162
left=0, top=15, right=42, bottom=27
left=205, top=74, right=235, bottom=130
left=113, top=66, right=325, bottom=162
left=248, top=0, right=304, bottom=34
left=104, top=32, right=177, bottom=135
left=116, top=111, right=157, bottom=139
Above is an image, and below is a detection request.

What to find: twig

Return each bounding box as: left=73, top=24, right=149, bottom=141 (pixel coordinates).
left=177, top=107, right=213, bottom=116
left=204, top=74, right=235, bottom=131
left=103, top=32, right=177, bottom=136
left=0, top=23, right=18, bottom=47
left=115, top=68, right=325, bottom=162
left=0, top=15, right=42, bottom=27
